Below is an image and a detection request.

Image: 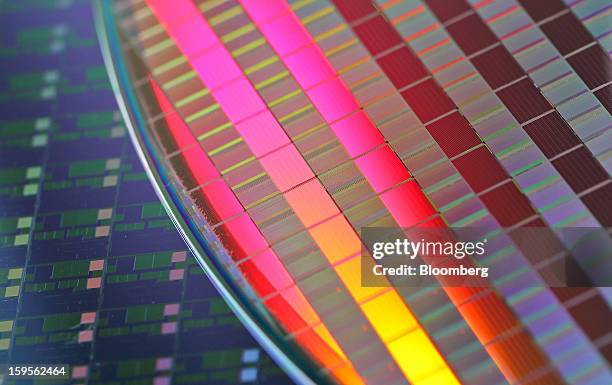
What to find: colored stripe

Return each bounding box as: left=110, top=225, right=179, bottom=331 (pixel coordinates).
left=393, top=0, right=610, bottom=378
left=240, top=1, right=465, bottom=384
left=149, top=72, right=357, bottom=381
left=332, top=1, right=569, bottom=384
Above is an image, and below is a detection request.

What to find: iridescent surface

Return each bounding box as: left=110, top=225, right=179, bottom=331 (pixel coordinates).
left=97, top=1, right=611, bottom=384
